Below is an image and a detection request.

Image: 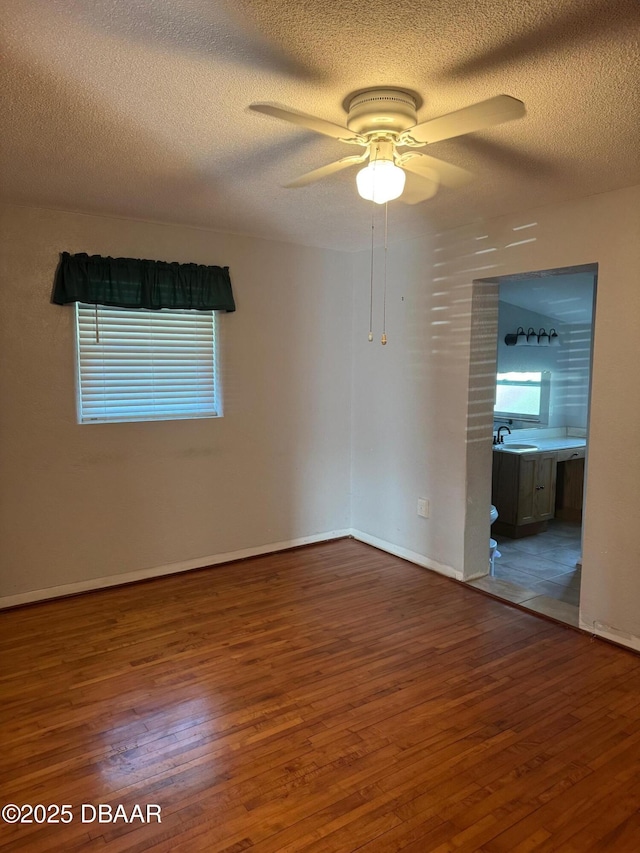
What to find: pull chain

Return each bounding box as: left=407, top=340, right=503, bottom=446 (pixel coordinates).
left=368, top=206, right=374, bottom=342
left=381, top=202, right=388, bottom=345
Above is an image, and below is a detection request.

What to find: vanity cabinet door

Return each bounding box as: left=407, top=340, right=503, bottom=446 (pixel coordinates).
left=534, top=452, right=557, bottom=520
left=516, top=452, right=557, bottom=525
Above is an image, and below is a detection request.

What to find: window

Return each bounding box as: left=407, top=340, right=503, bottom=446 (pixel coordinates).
left=494, top=370, right=550, bottom=424
left=75, top=303, right=219, bottom=424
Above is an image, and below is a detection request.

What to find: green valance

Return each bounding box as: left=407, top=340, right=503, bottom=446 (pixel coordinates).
left=52, top=252, right=235, bottom=312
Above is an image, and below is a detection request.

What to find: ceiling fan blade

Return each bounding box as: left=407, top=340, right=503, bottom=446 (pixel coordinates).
left=249, top=103, right=362, bottom=142
left=285, top=154, right=367, bottom=188
left=406, top=95, right=526, bottom=145
left=400, top=152, right=474, bottom=189
left=399, top=174, right=439, bottom=205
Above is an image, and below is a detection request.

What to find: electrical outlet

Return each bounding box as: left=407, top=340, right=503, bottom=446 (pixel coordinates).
left=417, top=498, right=429, bottom=518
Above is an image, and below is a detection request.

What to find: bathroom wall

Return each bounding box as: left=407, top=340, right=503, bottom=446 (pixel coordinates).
left=553, top=322, right=592, bottom=429
left=495, top=301, right=592, bottom=430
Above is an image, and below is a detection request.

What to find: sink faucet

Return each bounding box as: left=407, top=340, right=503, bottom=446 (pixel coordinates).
left=496, top=425, right=511, bottom=445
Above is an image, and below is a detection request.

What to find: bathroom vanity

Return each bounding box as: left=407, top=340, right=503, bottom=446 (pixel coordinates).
left=491, top=435, right=586, bottom=538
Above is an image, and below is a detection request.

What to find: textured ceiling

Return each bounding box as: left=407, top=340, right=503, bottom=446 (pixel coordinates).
left=2, top=0, right=640, bottom=250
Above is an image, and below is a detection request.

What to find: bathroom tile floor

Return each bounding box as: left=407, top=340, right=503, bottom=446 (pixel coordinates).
left=469, top=520, right=581, bottom=627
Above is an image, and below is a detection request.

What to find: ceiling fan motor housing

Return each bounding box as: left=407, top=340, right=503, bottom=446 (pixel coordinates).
left=346, top=89, right=419, bottom=135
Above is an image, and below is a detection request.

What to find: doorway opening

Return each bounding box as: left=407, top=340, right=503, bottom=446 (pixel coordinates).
left=468, top=264, right=597, bottom=627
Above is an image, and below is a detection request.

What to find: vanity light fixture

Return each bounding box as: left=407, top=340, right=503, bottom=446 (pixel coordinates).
left=504, top=326, right=560, bottom=347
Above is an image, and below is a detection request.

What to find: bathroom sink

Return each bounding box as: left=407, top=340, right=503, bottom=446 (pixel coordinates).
left=502, top=443, right=538, bottom=450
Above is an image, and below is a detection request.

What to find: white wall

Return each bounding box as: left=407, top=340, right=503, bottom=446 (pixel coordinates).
left=351, top=228, right=472, bottom=579
left=352, top=184, right=640, bottom=651
left=0, top=204, right=353, bottom=603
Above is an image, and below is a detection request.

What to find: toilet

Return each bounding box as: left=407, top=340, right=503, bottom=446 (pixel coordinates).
left=489, top=505, right=500, bottom=575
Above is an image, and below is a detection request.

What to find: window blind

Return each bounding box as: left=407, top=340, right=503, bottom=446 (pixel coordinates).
left=75, top=304, right=218, bottom=423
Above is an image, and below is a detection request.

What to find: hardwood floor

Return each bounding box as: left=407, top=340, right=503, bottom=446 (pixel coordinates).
left=1, top=538, right=640, bottom=852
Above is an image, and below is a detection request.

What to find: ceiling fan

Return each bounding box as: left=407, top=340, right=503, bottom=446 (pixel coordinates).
left=250, top=88, right=526, bottom=204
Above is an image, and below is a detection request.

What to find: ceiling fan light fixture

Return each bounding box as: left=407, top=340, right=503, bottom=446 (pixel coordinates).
left=356, top=159, right=406, bottom=204
left=250, top=89, right=525, bottom=206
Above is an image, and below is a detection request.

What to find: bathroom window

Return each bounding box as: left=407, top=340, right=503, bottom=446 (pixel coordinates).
left=494, top=370, right=550, bottom=424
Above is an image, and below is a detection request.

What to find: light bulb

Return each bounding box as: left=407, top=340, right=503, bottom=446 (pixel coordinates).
left=356, top=160, right=406, bottom=204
